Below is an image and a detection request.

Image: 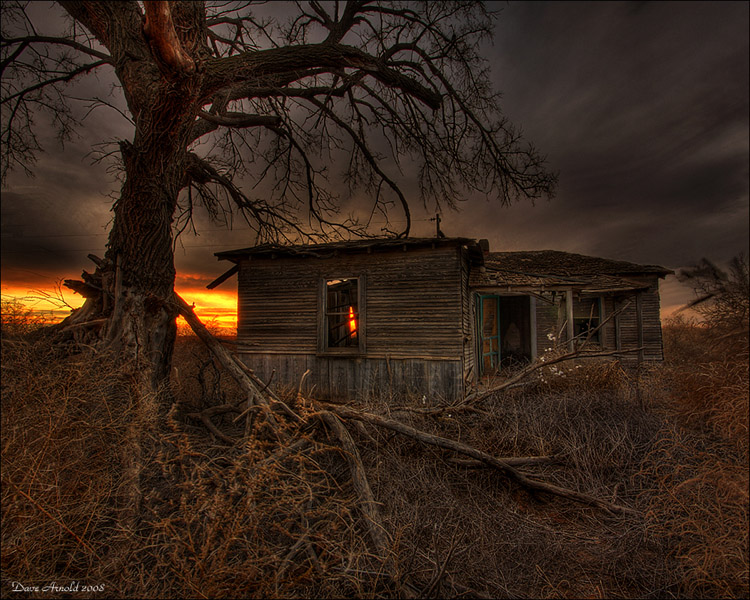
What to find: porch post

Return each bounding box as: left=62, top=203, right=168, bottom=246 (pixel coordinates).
left=566, top=289, right=575, bottom=351
left=529, top=296, right=538, bottom=360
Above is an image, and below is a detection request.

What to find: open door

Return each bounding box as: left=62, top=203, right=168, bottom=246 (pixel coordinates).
left=476, top=295, right=501, bottom=375
left=476, top=295, right=533, bottom=376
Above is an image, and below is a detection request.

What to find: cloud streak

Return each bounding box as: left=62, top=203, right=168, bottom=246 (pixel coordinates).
left=1, top=2, right=747, bottom=319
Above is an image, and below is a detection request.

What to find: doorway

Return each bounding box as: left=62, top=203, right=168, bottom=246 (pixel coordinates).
left=476, top=295, right=533, bottom=375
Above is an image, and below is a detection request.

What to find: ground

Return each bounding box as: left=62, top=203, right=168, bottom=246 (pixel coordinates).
left=1, top=306, right=747, bottom=599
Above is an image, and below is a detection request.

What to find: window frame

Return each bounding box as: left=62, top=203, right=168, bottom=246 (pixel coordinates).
left=573, top=296, right=603, bottom=344
left=319, top=275, right=366, bottom=355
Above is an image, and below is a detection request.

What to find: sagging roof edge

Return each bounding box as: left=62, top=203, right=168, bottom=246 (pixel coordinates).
left=207, top=238, right=673, bottom=289
left=215, top=237, right=483, bottom=262
left=207, top=237, right=484, bottom=289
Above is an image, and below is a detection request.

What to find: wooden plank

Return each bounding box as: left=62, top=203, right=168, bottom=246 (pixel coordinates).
left=614, top=297, right=622, bottom=351
left=636, top=291, right=644, bottom=363
left=565, top=289, right=574, bottom=351
left=206, top=264, right=239, bottom=289
left=529, top=296, right=538, bottom=360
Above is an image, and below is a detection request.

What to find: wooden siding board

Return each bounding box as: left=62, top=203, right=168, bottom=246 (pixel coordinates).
left=460, top=246, right=474, bottom=385
left=235, top=246, right=466, bottom=398
left=239, top=354, right=463, bottom=401
left=237, top=246, right=464, bottom=360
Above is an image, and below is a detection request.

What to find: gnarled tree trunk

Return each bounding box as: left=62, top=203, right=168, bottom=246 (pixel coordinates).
left=57, top=2, right=208, bottom=393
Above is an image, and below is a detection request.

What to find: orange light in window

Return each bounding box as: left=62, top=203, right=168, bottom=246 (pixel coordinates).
left=349, top=306, right=357, bottom=334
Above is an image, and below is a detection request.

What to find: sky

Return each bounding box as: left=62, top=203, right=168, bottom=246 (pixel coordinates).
left=1, top=1, right=748, bottom=331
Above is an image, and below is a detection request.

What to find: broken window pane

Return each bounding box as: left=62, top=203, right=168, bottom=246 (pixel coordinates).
left=574, top=297, right=602, bottom=342
left=326, top=278, right=359, bottom=348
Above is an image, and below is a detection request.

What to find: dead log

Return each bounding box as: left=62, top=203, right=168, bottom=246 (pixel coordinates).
left=173, top=294, right=267, bottom=406
left=319, top=411, right=418, bottom=598
left=172, top=293, right=304, bottom=439
left=447, top=455, right=557, bottom=468
left=323, top=404, right=639, bottom=517
left=319, top=411, right=391, bottom=552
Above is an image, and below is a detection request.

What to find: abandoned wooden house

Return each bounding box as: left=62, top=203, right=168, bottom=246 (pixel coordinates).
left=210, top=238, right=672, bottom=400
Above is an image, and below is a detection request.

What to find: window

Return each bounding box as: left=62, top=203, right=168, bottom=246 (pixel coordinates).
left=325, top=278, right=360, bottom=349
left=573, top=297, right=602, bottom=343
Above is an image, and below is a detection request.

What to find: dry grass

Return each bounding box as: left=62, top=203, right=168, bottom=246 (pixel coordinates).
left=659, top=316, right=749, bottom=455
left=1, top=313, right=747, bottom=598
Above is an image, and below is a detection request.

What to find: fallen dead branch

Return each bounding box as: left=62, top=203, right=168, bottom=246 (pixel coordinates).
left=320, top=403, right=639, bottom=517
left=464, top=347, right=644, bottom=406
left=173, top=293, right=300, bottom=433
left=319, top=410, right=418, bottom=598
left=447, top=456, right=558, bottom=468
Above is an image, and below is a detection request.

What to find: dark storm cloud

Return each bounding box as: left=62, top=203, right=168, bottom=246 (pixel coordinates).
left=1, top=119, right=120, bottom=283
left=474, top=1, right=749, bottom=273
left=1, top=1, right=748, bottom=311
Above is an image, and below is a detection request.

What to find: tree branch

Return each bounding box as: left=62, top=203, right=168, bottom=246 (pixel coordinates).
left=197, top=110, right=281, bottom=129
left=322, top=404, right=639, bottom=517
left=0, top=60, right=109, bottom=105
left=1, top=35, right=112, bottom=64
left=142, top=0, right=195, bottom=75
left=202, top=43, right=441, bottom=110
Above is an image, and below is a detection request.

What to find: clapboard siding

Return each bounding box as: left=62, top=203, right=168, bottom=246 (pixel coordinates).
left=602, top=278, right=665, bottom=362
left=460, top=247, right=475, bottom=382
left=237, top=245, right=464, bottom=359
left=535, top=296, right=560, bottom=355
left=235, top=244, right=466, bottom=400
left=240, top=353, right=463, bottom=401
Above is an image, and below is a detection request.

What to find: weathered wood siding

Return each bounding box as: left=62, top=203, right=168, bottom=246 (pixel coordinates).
left=236, top=245, right=466, bottom=399
left=535, top=294, right=560, bottom=356
left=240, top=354, right=463, bottom=401
left=460, top=247, right=475, bottom=383
left=613, top=277, right=664, bottom=362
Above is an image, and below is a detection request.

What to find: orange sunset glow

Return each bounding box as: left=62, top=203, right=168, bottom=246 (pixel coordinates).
left=1, top=280, right=238, bottom=335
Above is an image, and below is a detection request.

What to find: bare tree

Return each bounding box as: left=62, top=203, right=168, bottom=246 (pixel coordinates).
left=678, top=254, right=749, bottom=351
left=1, top=1, right=556, bottom=390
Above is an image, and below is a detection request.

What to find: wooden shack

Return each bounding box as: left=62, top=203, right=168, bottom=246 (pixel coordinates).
left=211, top=238, right=671, bottom=400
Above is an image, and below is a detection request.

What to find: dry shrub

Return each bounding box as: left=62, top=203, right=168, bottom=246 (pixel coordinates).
left=636, top=316, right=750, bottom=598
left=123, top=421, right=391, bottom=599
left=1, top=333, right=399, bottom=598
left=659, top=317, right=749, bottom=455
left=1, top=335, right=134, bottom=597
left=3, top=316, right=747, bottom=598
left=637, top=425, right=749, bottom=598
left=356, top=386, right=668, bottom=598
left=0, top=300, right=49, bottom=338
left=534, top=357, right=630, bottom=394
